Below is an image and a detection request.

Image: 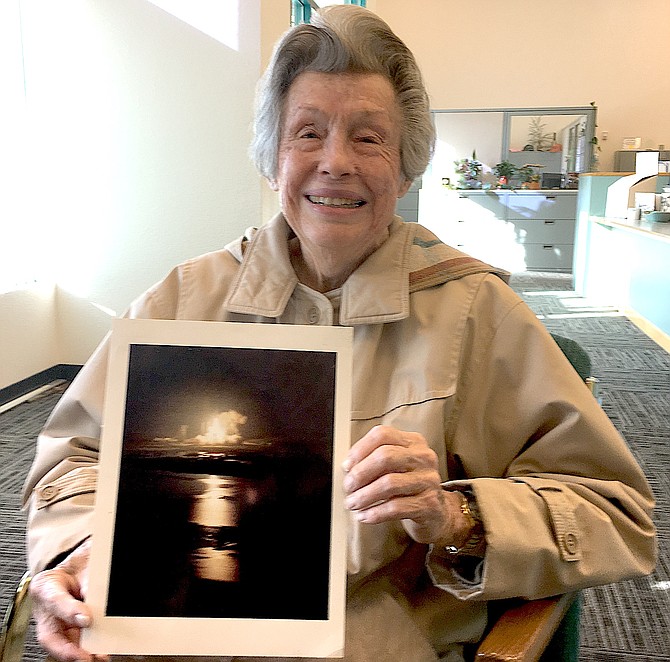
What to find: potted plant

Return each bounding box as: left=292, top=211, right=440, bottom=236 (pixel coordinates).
left=519, top=164, right=543, bottom=190
left=526, top=173, right=542, bottom=189
left=527, top=116, right=554, bottom=152
left=493, top=160, right=517, bottom=188
left=454, top=150, right=483, bottom=189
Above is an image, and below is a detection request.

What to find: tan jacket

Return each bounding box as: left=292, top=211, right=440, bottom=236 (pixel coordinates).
left=23, top=214, right=656, bottom=661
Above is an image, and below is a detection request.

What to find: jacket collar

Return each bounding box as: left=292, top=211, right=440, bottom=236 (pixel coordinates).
left=224, top=213, right=508, bottom=325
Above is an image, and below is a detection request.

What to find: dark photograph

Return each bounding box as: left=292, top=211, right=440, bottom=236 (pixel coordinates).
left=105, top=342, right=337, bottom=621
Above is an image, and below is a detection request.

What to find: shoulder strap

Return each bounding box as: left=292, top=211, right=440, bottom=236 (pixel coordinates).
left=409, top=255, right=510, bottom=293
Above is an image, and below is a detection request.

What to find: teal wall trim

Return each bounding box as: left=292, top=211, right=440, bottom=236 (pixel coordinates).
left=292, top=0, right=311, bottom=24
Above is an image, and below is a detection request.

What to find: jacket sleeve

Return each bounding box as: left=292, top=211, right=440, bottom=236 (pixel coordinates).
left=22, top=269, right=184, bottom=573
left=427, top=276, right=657, bottom=601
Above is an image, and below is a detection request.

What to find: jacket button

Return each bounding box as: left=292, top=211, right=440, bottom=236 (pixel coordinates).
left=564, top=532, right=578, bottom=554
left=308, top=307, right=320, bottom=324
left=40, top=485, right=59, bottom=501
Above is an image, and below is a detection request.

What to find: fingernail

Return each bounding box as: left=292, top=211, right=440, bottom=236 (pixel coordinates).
left=74, top=613, right=91, bottom=627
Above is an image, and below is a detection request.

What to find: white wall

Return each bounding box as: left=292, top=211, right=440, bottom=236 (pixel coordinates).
left=1, top=0, right=264, bottom=390
left=369, top=0, right=670, bottom=172
left=4, top=0, right=670, bottom=390
left=0, top=286, right=60, bottom=388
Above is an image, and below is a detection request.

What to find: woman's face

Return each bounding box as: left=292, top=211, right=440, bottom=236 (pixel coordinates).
left=272, top=72, right=411, bottom=280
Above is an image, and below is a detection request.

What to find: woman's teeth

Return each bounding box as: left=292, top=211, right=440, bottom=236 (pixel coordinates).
left=307, top=195, right=364, bottom=208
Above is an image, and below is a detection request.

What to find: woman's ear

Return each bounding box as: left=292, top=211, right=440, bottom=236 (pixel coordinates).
left=398, top=179, right=412, bottom=198
left=268, top=178, right=279, bottom=192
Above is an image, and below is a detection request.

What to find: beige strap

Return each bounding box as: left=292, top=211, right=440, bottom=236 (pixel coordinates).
left=409, top=256, right=510, bottom=293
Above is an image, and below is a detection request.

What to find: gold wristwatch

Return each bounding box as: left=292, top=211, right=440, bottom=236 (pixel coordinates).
left=445, top=490, right=486, bottom=558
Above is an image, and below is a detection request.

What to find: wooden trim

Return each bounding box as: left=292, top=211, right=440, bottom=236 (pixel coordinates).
left=476, top=592, right=578, bottom=662
left=0, top=365, right=81, bottom=408
left=625, top=309, right=670, bottom=355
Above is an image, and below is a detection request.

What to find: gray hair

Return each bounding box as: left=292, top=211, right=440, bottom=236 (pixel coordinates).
left=250, top=5, right=435, bottom=183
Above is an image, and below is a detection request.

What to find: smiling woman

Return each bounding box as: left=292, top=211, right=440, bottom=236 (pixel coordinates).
left=272, top=71, right=410, bottom=292
left=23, top=5, right=657, bottom=662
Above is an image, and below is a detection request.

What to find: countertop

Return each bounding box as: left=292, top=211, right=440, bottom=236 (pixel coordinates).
left=594, top=216, right=670, bottom=244
left=453, top=188, right=577, bottom=194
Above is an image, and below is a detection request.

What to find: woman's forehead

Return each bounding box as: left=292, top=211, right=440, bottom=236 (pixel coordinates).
left=283, top=72, right=400, bottom=120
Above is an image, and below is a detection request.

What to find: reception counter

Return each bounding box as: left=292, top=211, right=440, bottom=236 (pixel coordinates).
left=575, top=173, right=670, bottom=343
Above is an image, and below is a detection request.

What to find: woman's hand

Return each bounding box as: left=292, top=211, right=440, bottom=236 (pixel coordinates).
left=30, top=538, right=109, bottom=662
left=343, top=425, right=470, bottom=547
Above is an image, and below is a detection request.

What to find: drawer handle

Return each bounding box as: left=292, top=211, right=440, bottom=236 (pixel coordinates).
left=543, top=245, right=554, bottom=250
left=544, top=220, right=555, bottom=225
left=546, top=195, right=557, bottom=200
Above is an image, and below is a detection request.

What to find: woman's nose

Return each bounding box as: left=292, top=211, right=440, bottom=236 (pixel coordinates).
left=319, top=135, right=354, bottom=178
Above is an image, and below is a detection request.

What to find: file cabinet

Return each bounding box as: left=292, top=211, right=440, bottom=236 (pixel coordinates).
left=418, top=189, right=577, bottom=272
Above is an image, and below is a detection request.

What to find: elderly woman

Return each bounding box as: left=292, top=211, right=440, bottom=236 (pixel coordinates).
left=24, top=5, right=655, bottom=662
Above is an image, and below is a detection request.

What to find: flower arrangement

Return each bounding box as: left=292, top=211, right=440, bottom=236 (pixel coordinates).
left=454, top=151, right=483, bottom=189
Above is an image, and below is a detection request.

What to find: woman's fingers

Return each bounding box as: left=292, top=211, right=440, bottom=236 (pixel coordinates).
left=344, top=425, right=454, bottom=543
left=30, top=540, right=109, bottom=661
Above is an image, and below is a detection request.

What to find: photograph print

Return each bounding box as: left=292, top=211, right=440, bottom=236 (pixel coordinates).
left=84, top=319, right=351, bottom=658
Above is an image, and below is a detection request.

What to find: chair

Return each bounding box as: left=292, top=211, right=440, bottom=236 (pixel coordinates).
left=551, top=333, right=601, bottom=402
left=1, top=575, right=580, bottom=662
left=1, top=335, right=596, bottom=662
left=0, top=571, right=578, bottom=662
left=0, top=572, right=32, bottom=662
left=474, top=333, right=598, bottom=662
left=476, top=592, right=581, bottom=661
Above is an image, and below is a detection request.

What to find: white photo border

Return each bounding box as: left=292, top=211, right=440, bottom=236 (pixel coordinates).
left=83, top=319, right=352, bottom=658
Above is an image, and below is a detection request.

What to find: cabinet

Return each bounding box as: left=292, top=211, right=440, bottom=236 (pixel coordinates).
left=418, top=189, right=577, bottom=272
left=505, top=191, right=577, bottom=271
left=614, top=149, right=670, bottom=172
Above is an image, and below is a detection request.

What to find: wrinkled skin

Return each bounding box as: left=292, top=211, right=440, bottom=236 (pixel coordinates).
left=271, top=71, right=412, bottom=292
left=343, top=425, right=469, bottom=548
left=30, top=539, right=109, bottom=662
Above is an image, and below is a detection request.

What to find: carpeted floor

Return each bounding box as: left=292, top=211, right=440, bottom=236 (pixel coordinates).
left=0, top=383, right=66, bottom=661
left=1, top=273, right=669, bottom=660
left=510, top=272, right=670, bottom=661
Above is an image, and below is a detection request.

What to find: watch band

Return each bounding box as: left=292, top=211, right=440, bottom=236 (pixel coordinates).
left=445, top=491, right=486, bottom=558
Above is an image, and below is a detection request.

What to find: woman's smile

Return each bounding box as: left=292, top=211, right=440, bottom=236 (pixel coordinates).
left=306, top=195, right=366, bottom=209
left=272, top=71, right=411, bottom=291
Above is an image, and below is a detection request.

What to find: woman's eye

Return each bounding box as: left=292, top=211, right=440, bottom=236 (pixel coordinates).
left=299, top=130, right=319, bottom=139
left=359, top=135, right=382, bottom=145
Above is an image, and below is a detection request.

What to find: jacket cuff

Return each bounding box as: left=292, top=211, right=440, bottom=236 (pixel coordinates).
left=426, top=544, right=486, bottom=599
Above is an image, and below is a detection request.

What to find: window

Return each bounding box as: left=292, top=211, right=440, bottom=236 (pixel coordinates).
left=291, top=0, right=313, bottom=25
left=292, top=0, right=367, bottom=26
left=0, top=0, right=34, bottom=293
left=428, top=106, right=597, bottom=189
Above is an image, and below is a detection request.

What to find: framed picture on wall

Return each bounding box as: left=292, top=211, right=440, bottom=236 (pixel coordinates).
left=83, top=318, right=352, bottom=658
